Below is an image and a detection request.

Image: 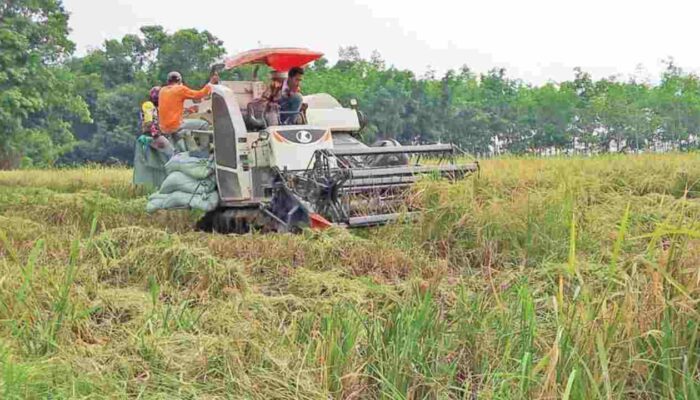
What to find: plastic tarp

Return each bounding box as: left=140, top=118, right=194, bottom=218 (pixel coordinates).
left=133, top=118, right=210, bottom=185
left=133, top=141, right=169, bottom=189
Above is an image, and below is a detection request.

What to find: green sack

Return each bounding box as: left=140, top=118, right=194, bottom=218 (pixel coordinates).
left=164, top=152, right=212, bottom=180
left=145, top=193, right=166, bottom=213
left=158, top=171, right=216, bottom=195
left=146, top=190, right=220, bottom=213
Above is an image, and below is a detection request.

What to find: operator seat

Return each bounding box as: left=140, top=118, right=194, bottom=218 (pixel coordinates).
left=245, top=100, right=281, bottom=130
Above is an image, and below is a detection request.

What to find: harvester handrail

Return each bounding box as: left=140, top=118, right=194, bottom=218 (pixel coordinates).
left=349, top=163, right=478, bottom=178
left=327, top=144, right=458, bottom=157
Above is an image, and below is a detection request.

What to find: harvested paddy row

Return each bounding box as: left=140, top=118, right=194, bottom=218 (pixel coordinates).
left=0, top=154, right=698, bottom=399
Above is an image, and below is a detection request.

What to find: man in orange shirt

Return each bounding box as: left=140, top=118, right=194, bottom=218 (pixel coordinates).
left=157, top=71, right=218, bottom=153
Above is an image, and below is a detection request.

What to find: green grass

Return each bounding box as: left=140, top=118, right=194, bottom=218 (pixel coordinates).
left=0, top=153, right=698, bottom=399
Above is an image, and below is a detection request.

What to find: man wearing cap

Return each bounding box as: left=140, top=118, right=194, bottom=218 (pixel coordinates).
left=158, top=71, right=219, bottom=153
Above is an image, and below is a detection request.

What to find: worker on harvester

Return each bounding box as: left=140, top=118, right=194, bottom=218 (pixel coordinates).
left=158, top=70, right=218, bottom=155
left=140, top=86, right=160, bottom=135
left=254, top=66, right=306, bottom=125
left=133, top=71, right=217, bottom=188
left=137, top=86, right=176, bottom=159
left=133, top=86, right=174, bottom=188
left=261, top=72, right=284, bottom=103
left=278, top=66, right=305, bottom=124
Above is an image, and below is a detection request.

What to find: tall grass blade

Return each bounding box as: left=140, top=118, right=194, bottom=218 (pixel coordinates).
left=48, top=239, right=80, bottom=351
left=596, top=333, right=612, bottom=400
left=562, top=369, right=577, bottom=400
left=609, top=202, right=631, bottom=275
left=568, top=208, right=577, bottom=276
left=17, top=239, right=45, bottom=304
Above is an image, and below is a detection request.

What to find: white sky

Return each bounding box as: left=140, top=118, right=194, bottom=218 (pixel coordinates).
left=62, top=0, right=699, bottom=85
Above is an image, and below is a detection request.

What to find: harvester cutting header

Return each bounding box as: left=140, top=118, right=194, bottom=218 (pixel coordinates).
left=144, top=47, right=478, bottom=233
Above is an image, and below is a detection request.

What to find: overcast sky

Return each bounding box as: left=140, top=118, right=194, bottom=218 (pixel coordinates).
left=62, top=0, right=698, bottom=85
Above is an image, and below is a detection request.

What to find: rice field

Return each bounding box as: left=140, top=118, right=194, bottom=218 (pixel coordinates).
left=0, top=154, right=698, bottom=399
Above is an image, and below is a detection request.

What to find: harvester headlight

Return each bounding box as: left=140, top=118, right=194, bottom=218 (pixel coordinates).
left=259, top=131, right=270, bottom=141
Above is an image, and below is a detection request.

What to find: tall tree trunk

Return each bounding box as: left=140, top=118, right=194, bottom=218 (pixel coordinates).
left=0, top=149, right=21, bottom=170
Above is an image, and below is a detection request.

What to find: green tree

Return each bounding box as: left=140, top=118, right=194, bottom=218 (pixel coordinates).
left=0, top=0, right=90, bottom=167
left=591, top=79, right=642, bottom=152
left=652, top=60, right=700, bottom=151
left=155, top=28, right=225, bottom=85
left=530, top=83, right=577, bottom=153
left=562, top=68, right=598, bottom=153
left=480, top=68, right=521, bottom=154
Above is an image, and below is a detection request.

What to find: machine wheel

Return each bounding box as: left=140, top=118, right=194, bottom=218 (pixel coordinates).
left=195, top=207, right=282, bottom=234
left=195, top=210, right=216, bottom=232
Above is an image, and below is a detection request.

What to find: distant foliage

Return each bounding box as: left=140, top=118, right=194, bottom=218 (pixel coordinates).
left=3, top=2, right=700, bottom=167
left=307, top=51, right=700, bottom=156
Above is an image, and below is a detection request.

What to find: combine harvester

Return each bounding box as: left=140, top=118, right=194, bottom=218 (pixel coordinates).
left=178, top=48, right=478, bottom=233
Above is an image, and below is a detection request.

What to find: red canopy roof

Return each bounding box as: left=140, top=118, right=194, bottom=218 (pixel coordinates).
left=223, top=48, right=323, bottom=72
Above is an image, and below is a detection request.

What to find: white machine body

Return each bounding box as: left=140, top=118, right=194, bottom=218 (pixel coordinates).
left=266, top=125, right=335, bottom=171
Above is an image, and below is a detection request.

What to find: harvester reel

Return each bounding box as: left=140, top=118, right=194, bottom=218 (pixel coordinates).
left=293, top=143, right=478, bottom=227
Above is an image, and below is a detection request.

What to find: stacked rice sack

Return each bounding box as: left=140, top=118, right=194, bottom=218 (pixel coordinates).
left=146, top=152, right=220, bottom=213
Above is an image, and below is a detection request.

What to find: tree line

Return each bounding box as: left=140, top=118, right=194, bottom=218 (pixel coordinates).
left=2, top=1, right=700, bottom=168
